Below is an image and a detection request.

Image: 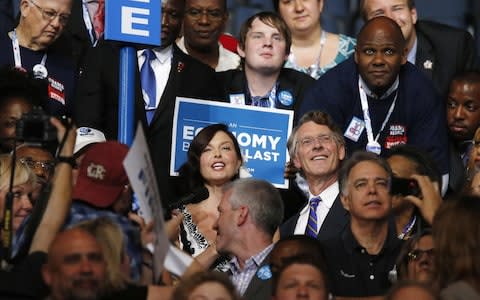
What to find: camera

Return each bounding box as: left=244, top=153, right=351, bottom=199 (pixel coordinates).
left=16, top=107, right=57, bottom=144
left=390, top=176, right=420, bottom=197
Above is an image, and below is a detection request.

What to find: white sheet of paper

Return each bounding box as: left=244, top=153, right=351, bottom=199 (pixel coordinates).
left=123, top=123, right=170, bottom=282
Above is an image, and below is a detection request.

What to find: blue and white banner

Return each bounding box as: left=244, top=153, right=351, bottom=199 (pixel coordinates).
left=105, top=0, right=161, bottom=46
left=171, top=97, right=294, bottom=188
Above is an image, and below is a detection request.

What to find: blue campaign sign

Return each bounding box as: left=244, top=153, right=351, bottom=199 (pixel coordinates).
left=105, top=0, right=161, bottom=46
left=170, top=98, right=294, bottom=188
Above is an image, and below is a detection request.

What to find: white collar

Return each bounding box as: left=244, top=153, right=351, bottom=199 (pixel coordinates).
left=407, top=36, right=418, bottom=64
left=299, top=181, right=339, bottom=216
left=138, top=45, right=173, bottom=64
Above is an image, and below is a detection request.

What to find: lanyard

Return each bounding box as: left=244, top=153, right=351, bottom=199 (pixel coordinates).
left=358, top=78, right=397, bottom=149
left=398, top=215, right=416, bottom=240
left=82, top=0, right=97, bottom=46
left=11, top=29, right=47, bottom=70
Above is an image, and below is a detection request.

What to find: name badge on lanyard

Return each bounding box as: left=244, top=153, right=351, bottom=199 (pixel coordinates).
left=358, top=79, right=397, bottom=155
left=11, top=29, right=48, bottom=79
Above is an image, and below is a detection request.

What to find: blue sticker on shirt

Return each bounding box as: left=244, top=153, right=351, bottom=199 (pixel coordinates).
left=278, top=90, right=293, bottom=106
left=256, top=265, right=272, bottom=280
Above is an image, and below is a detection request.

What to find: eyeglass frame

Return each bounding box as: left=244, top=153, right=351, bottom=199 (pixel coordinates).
left=184, top=7, right=225, bottom=21
left=296, top=134, right=336, bottom=148
left=19, top=157, right=56, bottom=173
left=28, top=0, right=71, bottom=26
left=407, top=248, right=435, bottom=262
left=472, top=139, right=480, bottom=148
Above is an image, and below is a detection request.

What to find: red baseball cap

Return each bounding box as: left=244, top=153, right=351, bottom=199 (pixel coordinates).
left=72, top=141, right=129, bottom=208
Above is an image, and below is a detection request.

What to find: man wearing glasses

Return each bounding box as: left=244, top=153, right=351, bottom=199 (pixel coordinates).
left=176, top=0, right=240, bottom=71
left=16, top=144, right=56, bottom=202
left=0, top=0, right=75, bottom=117
left=280, top=110, right=349, bottom=241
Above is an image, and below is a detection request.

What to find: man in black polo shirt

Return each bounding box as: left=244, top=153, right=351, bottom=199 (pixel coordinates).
left=321, top=151, right=402, bottom=298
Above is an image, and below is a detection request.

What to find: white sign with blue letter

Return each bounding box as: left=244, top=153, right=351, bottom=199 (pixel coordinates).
left=170, top=97, right=294, bottom=188
left=105, top=0, right=161, bottom=46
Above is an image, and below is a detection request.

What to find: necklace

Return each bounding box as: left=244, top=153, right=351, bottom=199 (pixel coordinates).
left=288, top=30, right=326, bottom=78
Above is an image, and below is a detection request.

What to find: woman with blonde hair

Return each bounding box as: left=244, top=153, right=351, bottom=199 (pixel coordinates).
left=0, top=154, right=36, bottom=234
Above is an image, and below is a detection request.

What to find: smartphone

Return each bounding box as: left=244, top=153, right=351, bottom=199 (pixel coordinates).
left=390, top=176, right=420, bottom=197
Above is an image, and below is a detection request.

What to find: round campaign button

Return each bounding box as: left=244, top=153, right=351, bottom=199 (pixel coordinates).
left=278, top=90, right=293, bottom=106
left=32, top=64, right=48, bottom=79
left=256, top=265, right=272, bottom=280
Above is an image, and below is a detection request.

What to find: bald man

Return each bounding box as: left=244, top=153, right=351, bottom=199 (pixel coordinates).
left=299, top=16, right=449, bottom=192
left=360, top=0, right=478, bottom=99
left=42, top=228, right=107, bottom=300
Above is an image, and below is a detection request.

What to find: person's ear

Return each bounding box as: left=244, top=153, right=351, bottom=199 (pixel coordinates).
left=20, top=0, right=30, bottom=17
left=340, top=194, right=350, bottom=211
left=338, top=144, right=346, bottom=161
left=411, top=7, right=418, bottom=25
left=237, top=205, right=248, bottom=226
left=237, top=44, right=246, bottom=58
left=41, top=264, right=52, bottom=287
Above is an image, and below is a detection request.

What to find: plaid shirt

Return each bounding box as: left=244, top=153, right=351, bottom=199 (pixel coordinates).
left=64, top=201, right=143, bottom=281
left=229, top=244, right=274, bottom=296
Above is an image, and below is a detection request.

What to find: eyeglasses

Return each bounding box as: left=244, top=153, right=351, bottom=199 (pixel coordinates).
left=19, top=157, right=55, bottom=173
left=297, top=134, right=334, bottom=148
left=185, top=8, right=224, bottom=21
left=472, top=140, right=480, bottom=148
left=28, top=0, right=70, bottom=26
left=407, top=248, right=434, bottom=262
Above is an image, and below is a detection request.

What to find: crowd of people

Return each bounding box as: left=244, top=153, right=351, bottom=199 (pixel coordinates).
left=0, top=0, right=480, bottom=299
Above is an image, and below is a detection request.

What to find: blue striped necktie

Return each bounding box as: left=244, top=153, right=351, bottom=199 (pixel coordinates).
left=305, top=197, right=321, bottom=238
left=140, top=49, right=157, bottom=124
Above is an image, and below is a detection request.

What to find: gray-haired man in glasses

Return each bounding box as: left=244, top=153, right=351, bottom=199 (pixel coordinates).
left=0, top=0, right=75, bottom=117
left=280, top=110, right=349, bottom=241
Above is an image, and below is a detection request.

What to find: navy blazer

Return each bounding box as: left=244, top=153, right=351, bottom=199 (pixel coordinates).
left=280, top=193, right=349, bottom=241
left=415, top=20, right=478, bottom=98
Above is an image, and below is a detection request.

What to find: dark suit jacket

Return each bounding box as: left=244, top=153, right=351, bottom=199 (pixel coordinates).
left=415, top=20, right=478, bottom=98
left=73, top=42, right=223, bottom=209
left=448, top=139, right=467, bottom=196
left=216, top=68, right=315, bottom=123
left=242, top=256, right=273, bottom=300
left=280, top=193, right=349, bottom=242
left=62, top=0, right=94, bottom=71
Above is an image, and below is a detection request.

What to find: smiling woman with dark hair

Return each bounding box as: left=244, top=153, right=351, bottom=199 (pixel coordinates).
left=176, top=124, right=242, bottom=270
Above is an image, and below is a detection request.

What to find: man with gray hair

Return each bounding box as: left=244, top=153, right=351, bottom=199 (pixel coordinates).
left=214, top=178, right=284, bottom=300
left=280, top=110, right=349, bottom=241
left=321, top=151, right=402, bottom=298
